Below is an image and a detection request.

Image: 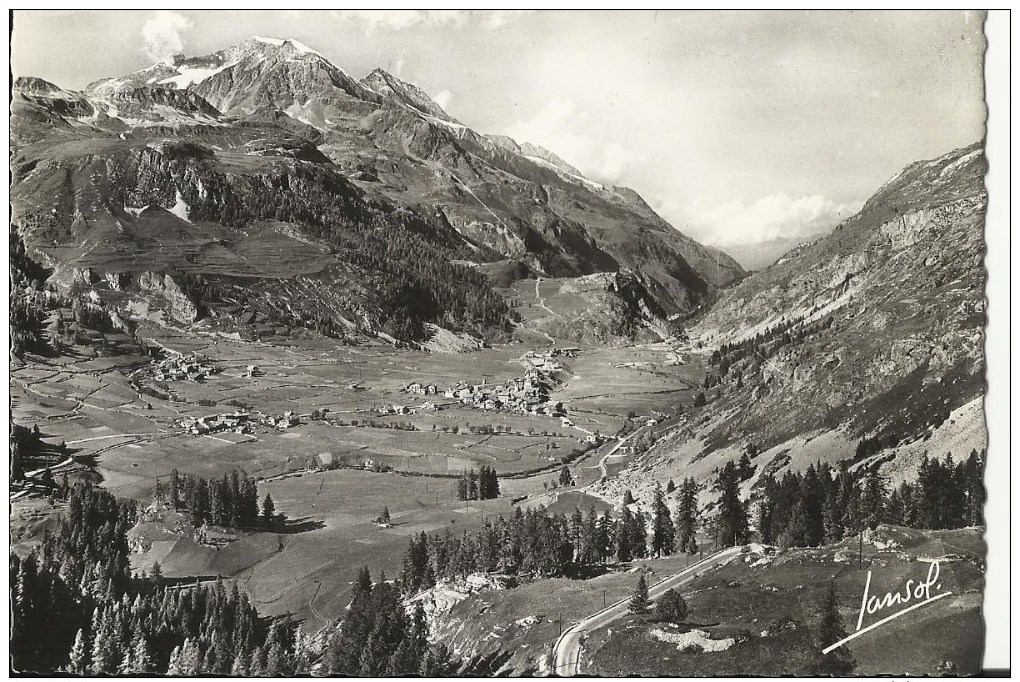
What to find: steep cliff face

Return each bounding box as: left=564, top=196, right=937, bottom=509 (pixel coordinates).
left=600, top=143, right=987, bottom=503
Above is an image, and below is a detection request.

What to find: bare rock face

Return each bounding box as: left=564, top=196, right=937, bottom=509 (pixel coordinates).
left=137, top=272, right=199, bottom=324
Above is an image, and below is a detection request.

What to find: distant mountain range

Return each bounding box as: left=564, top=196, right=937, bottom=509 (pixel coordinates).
left=11, top=36, right=744, bottom=344
left=716, top=234, right=829, bottom=272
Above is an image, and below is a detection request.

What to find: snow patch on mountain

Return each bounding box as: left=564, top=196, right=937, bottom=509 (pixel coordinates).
left=524, top=155, right=603, bottom=191
left=254, top=36, right=325, bottom=58
left=158, top=63, right=233, bottom=89
left=422, top=114, right=467, bottom=133
left=168, top=190, right=191, bottom=222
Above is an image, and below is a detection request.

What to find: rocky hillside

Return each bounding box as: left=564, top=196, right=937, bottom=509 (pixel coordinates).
left=11, top=36, right=743, bottom=346
left=598, top=143, right=987, bottom=504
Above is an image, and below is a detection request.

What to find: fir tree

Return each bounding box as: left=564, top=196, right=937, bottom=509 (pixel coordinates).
left=716, top=462, right=749, bottom=547
left=675, top=477, right=700, bottom=555
left=558, top=465, right=574, bottom=487
left=628, top=573, right=652, bottom=614
left=69, top=628, right=89, bottom=675
left=815, top=582, right=855, bottom=675
left=651, top=483, right=676, bottom=557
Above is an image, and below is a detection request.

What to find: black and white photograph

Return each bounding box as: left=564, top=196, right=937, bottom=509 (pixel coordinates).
left=7, top=9, right=1008, bottom=677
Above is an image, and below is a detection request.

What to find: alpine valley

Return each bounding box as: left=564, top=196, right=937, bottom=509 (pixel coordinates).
left=10, top=35, right=987, bottom=678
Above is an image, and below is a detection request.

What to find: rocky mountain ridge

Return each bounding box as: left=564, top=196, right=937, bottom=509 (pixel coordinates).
left=11, top=35, right=744, bottom=345
left=594, top=142, right=987, bottom=506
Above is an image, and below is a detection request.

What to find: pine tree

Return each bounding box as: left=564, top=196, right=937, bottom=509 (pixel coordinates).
left=628, top=573, right=652, bottom=614
left=262, top=493, right=276, bottom=524
left=716, top=462, right=749, bottom=547
left=675, top=477, right=700, bottom=555
left=132, top=635, right=152, bottom=674
left=558, top=465, right=573, bottom=487
left=738, top=452, right=754, bottom=480
left=166, top=645, right=183, bottom=675
left=89, top=616, right=112, bottom=675
left=860, top=467, right=888, bottom=530
left=651, top=483, right=675, bottom=557
left=69, top=628, right=89, bottom=675
left=666, top=479, right=676, bottom=494
left=117, top=647, right=134, bottom=675
left=622, top=489, right=635, bottom=506
left=815, top=582, right=855, bottom=675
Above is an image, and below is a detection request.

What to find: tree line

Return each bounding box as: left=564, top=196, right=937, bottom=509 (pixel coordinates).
left=455, top=466, right=500, bottom=501
left=755, top=450, right=984, bottom=548
left=705, top=314, right=835, bottom=388
left=322, top=567, right=456, bottom=676
left=398, top=503, right=664, bottom=595
left=164, top=469, right=275, bottom=530
left=10, top=482, right=301, bottom=675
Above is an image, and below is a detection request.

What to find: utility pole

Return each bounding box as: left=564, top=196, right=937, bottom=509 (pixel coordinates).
left=603, top=589, right=606, bottom=608
left=859, top=528, right=863, bottom=570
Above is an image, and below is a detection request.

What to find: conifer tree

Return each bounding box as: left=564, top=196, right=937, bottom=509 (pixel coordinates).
left=262, top=493, right=276, bottom=523
left=651, top=483, right=676, bottom=557
left=132, top=635, right=152, bottom=674
left=558, top=465, right=574, bottom=487
left=628, top=573, right=652, bottom=614
left=716, top=462, right=749, bottom=547
left=815, top=582, right=855, bottom=675
left=675, top=477, right=700, bottom=555
left=69, top=628, right=89, bottom=675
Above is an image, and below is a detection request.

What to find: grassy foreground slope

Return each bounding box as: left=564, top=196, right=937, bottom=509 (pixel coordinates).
left=588, top=525, right=984, bottom=676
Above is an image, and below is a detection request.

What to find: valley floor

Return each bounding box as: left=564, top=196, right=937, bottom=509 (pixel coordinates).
left=10, top=319, right=704, bottom=631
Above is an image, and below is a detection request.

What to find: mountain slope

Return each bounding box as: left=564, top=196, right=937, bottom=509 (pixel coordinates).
left=598, top=143, right=986, bottom=502
left=11, top=35, right=743, bottom=346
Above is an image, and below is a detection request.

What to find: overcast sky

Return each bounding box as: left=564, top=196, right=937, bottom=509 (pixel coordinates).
left=12, top=10, right=986, bottom=248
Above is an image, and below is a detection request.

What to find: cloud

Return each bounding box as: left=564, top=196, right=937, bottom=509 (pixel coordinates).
left=332, top=10, right=466, bottom=32
left=505, top=98, right=643, bottom=184
left=432, top=90, right=453, bottom=110
left=485, top=10, right=535, bottom=29
left=333, top=10, right=529, bottom=32
left=688, top=193, right=859, bottom=247
left=141, top=11, right=192, bottom=62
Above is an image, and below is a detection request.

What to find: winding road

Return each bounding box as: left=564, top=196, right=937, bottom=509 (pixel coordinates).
left=551, top=545, right=744, bottom=677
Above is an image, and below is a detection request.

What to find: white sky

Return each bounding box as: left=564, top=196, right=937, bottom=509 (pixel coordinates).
left=11, top=10, right=986, bottom=248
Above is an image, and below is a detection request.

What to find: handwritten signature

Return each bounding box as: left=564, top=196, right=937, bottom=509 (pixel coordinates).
left=822, top=560, right=953, bottom=654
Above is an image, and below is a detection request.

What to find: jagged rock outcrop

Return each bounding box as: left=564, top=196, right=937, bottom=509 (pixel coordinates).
left=137, top=272, right=200, bottom=323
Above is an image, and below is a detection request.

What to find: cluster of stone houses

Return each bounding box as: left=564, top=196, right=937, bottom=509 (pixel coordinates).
left=403, top=382, right=439, bottom=395
left=181, top=410, right=299, bottom=435
left=153, top=353, right=216, bottom=382
left=401, top=368, right=563, bottom=417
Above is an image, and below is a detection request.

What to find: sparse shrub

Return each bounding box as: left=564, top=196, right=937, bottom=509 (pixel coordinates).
left=654, top=589, right=688, bottom=625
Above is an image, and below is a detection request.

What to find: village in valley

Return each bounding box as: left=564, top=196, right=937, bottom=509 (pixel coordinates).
left=397, top=347, right=579, bottom=421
